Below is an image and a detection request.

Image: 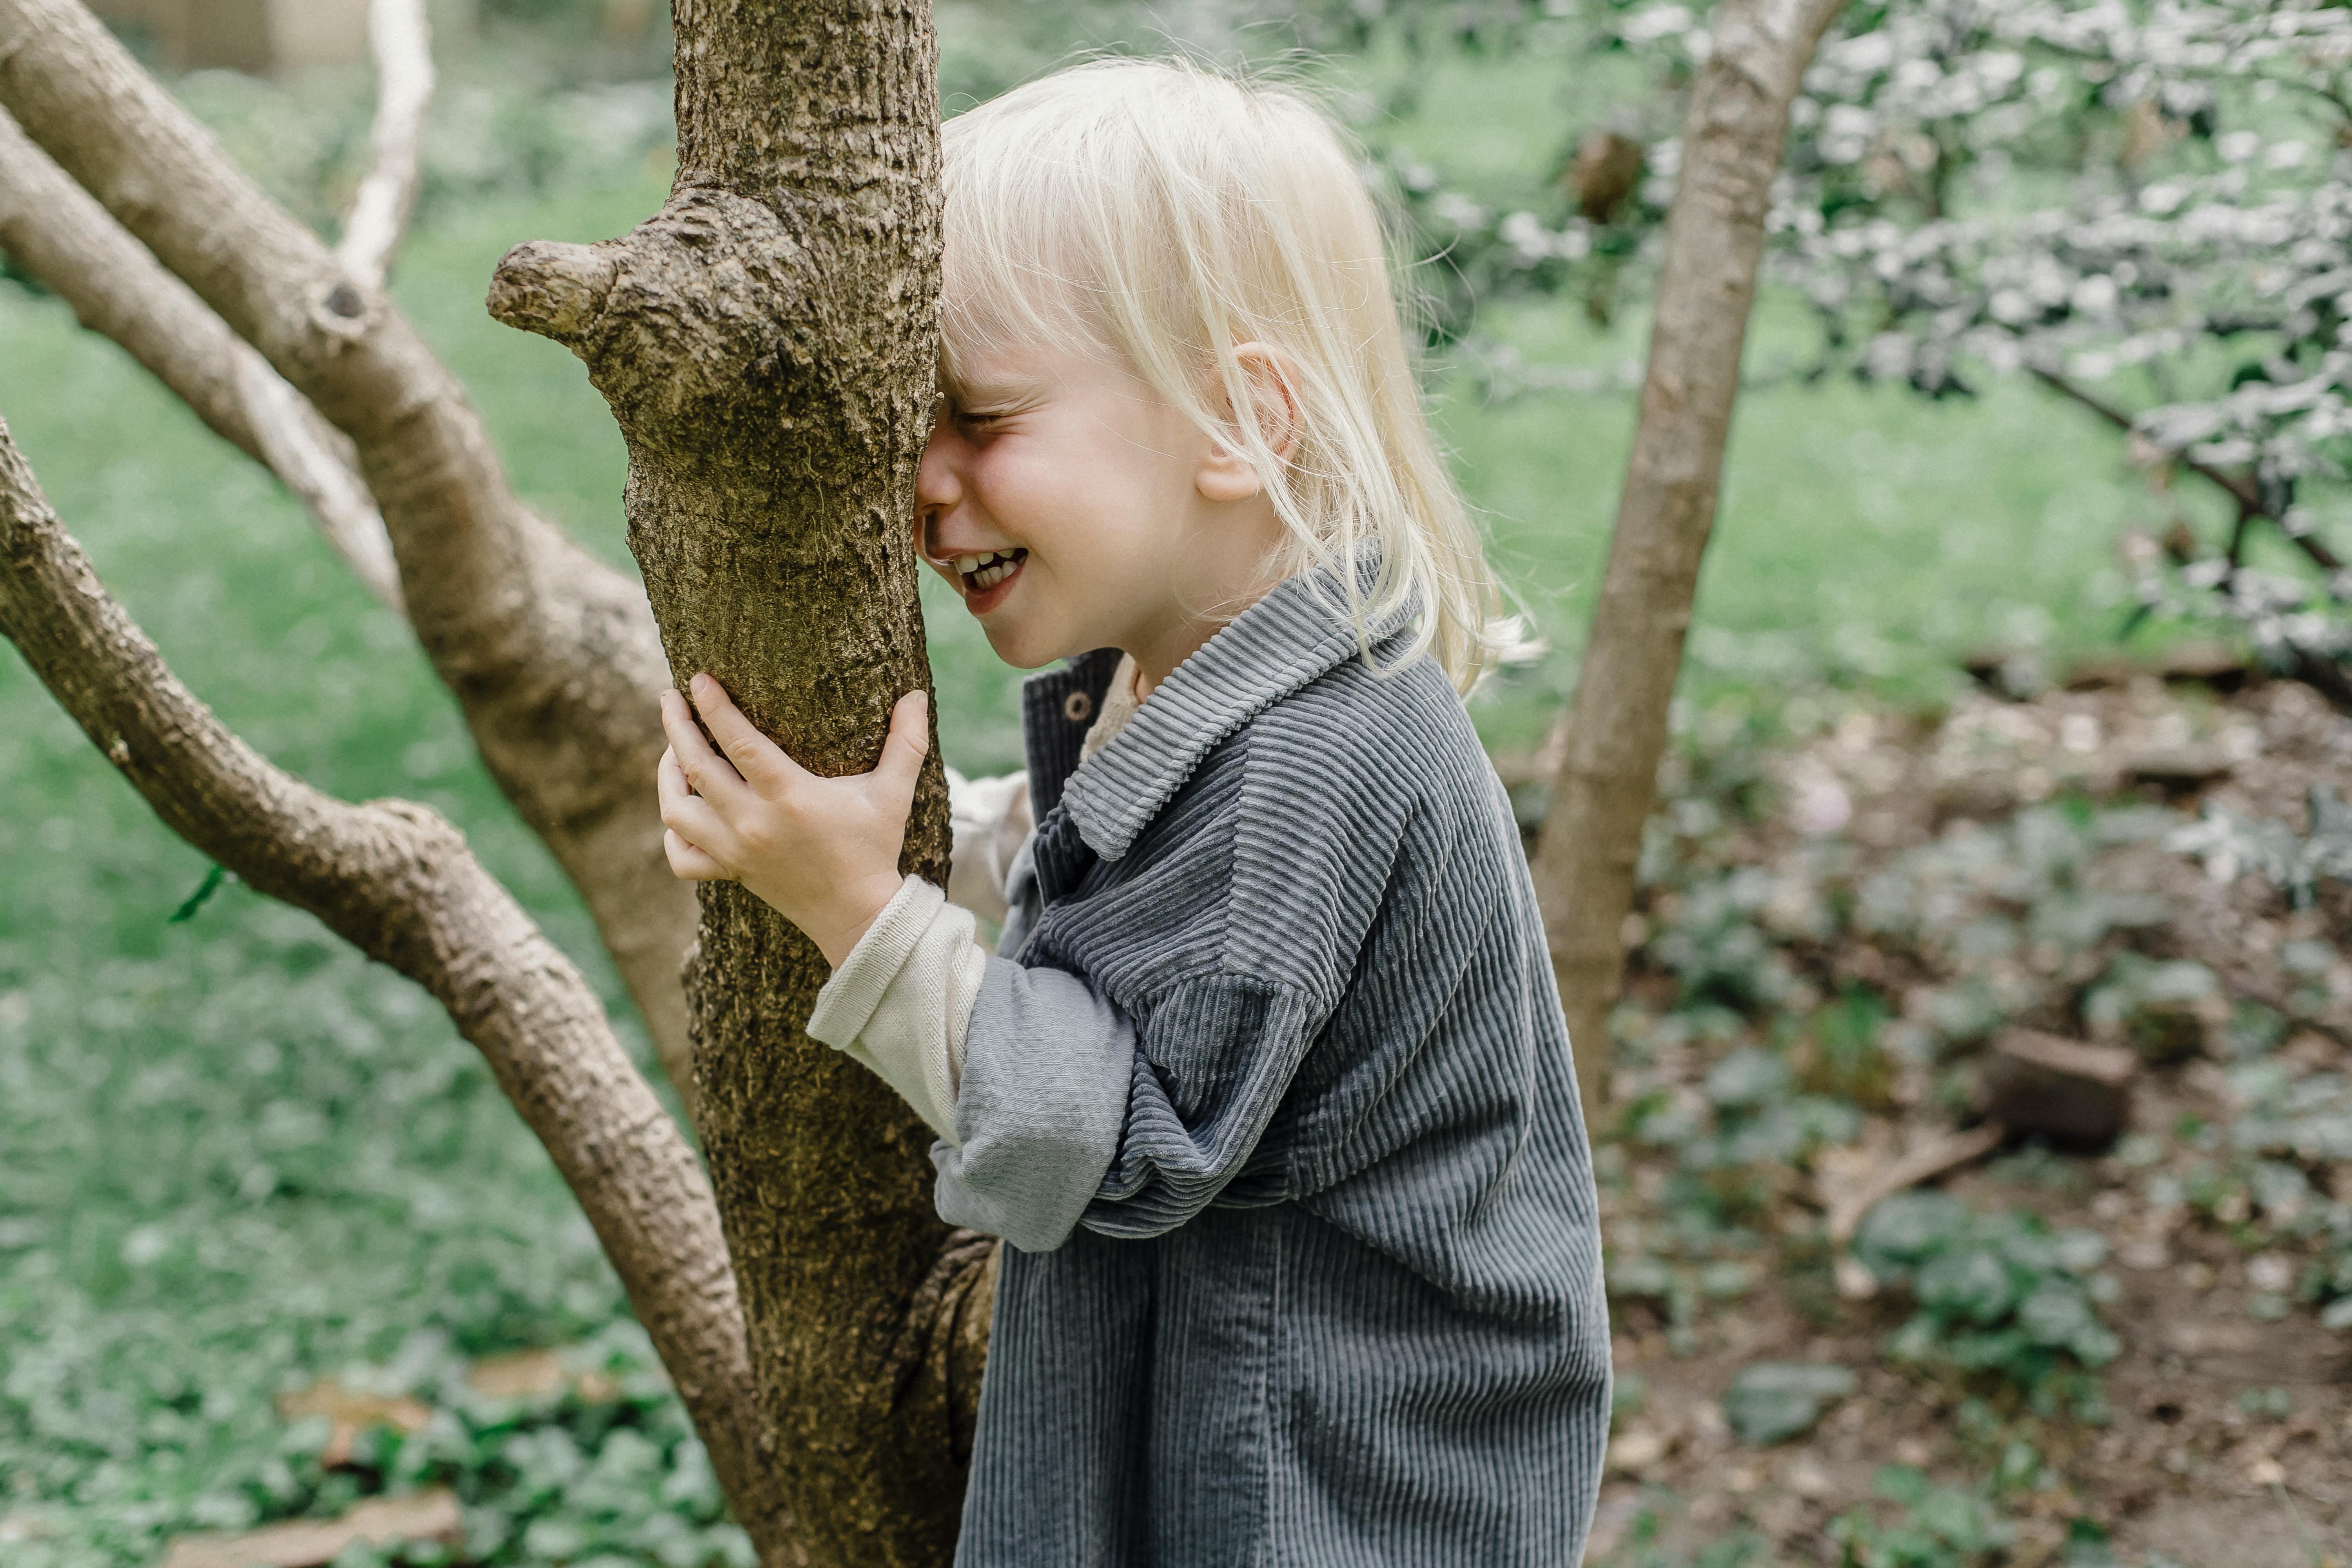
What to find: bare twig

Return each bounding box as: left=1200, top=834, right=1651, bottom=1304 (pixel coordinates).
left=0, top=105, right=403, bottom=611
left=336, top=0, right=434, bottom=290
left=0, top=414, right=790, bottom=1558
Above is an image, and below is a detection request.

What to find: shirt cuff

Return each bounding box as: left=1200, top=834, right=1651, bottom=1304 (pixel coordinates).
left=808, top=874, right=938, bottom=1049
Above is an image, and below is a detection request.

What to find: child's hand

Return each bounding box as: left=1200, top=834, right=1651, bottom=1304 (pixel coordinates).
left=656, top=673, right=929, bottom=967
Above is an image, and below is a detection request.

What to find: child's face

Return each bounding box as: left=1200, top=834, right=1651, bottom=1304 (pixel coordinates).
left=916, top=343, right=1284, bottom=682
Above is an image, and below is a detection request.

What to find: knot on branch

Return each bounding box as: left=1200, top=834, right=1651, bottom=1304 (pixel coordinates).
left=504, top=188, right=840, bottom=460
left=488, top=240, right=619, bottom=349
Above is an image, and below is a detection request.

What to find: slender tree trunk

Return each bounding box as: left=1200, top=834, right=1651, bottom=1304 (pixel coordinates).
left=1532, top=0, right=1847, bottom=1122
left=491, top=2, right=985, bottom=1559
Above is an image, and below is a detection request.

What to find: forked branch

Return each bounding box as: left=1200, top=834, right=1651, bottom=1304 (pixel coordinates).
left=2031, top=365, right=2347, bottom=575
left=0, top=0, right=435, bottom=610
left=0, top=0, right=699, bottom=1105
left=0, top=414, right=794, bottom=1563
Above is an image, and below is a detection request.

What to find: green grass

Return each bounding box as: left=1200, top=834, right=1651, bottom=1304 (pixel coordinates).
left=0, top=41, right=2211, bottom=1563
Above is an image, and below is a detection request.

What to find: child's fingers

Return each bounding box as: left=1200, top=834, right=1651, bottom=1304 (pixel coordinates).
left=656, top=747, right=703, bottom=817
left=664, top=828, right=730, bottom=882
left=871, top=689, right=930, bottom=807
left=688, top=673, right=810, bottom=795
left=657, top=749, right=739, bottom=862
left=661, top=689, right=753, bottom=810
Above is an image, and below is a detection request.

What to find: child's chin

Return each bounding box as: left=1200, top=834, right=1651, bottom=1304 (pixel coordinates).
left=982, top=620, right=1074, bottom=672
left=980, top=621, right=1043, bottom=667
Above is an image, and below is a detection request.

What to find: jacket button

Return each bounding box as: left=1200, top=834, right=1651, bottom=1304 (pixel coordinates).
left=1064, top=690, right=1093, bottom=723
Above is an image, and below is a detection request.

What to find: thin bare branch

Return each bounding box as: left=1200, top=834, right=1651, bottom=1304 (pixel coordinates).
left=2030, top=365, right=2347, bottom=575
left=232, top=349, right=404, bottom=609
left=0, top=104, right=403, bottom=610
left=0, top=0, right=698, bottom=1106
left=336, top=0, right=434, bottom=290
left=0, top=413, right=793, bottom=1560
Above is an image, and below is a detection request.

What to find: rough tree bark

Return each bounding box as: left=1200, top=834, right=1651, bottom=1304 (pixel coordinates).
left=0, top=416, right=795, bottom=1560
left=487, top=1, right=987, bottom=1560
left=1531, top=0, right=1848, bottom=1121
left=0, top=0, right=702, bottom=1106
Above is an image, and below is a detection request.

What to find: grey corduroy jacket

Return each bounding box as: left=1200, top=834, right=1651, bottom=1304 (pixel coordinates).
left=933, top=570, right=1610, bottom=1567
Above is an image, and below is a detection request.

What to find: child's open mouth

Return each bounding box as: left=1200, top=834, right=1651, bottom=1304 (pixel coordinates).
left=953, top=548, right=1027, bottom=612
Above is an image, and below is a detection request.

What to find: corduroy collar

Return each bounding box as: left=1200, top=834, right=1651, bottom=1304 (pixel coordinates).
left=1024, top=564, right=1413, bottom=863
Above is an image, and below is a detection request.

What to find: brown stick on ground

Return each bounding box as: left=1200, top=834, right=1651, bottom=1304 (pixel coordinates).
left=0, top=415, right=794, bottom=1561
left=0, top=0, right=698, bottom=1106
left=0, top=105, right=402, bottom=611
left=1817, top=1122, right=2006, bottom=1299
left=1530, top=0, right=1851, bottom=1123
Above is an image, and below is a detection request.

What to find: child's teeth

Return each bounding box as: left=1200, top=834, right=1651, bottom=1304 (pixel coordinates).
left=955, top=555, right=979, bottom=574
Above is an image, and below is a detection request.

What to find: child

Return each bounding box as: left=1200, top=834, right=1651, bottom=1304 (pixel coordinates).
left=655, top=58, right=1610, bottom=1566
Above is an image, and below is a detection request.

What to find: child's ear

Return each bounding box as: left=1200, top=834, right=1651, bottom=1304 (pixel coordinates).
left=1195, top=342, right=1301, bottom=503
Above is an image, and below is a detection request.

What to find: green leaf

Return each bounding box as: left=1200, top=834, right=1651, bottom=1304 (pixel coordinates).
left=1853, top=1190, right=1968, bottom=1276
left=1704, top=1047, right=1789, bottom=1110
left=167, top=864, right=230, bottom=924
left=1721, top=1361, right=1857, bottom=1445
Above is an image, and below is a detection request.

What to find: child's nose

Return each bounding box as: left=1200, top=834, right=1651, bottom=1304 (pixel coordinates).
left=915, top=416, right=965, bottom=519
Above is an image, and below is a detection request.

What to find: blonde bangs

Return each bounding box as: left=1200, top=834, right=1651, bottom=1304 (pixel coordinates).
left=940, top=58, right=1518, bottom=695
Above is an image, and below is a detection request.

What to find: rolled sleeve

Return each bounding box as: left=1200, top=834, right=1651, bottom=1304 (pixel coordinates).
left=1082, top=973, right=1323, bottom=1240
left=807, top=875, right=985, bottom=1144
left=932, top=958, right=1136, bottom=1253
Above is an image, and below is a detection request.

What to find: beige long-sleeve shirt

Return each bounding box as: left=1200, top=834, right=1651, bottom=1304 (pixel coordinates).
left=804, top=655, right=1145, bottom=1142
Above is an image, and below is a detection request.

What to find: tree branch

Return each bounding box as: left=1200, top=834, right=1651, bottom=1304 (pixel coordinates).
left=0, top=0, right=699, bottom=1108
left=0, top=413, right=794, bottom=1561
left=336, top=0, right=433, bottom=291
left=0, top=104, right=403, bottom=611
left=2030, top=365, right=2347, bottom=575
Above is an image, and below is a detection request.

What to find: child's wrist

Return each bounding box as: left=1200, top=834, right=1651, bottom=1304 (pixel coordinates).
left=803, top=878, right=905, bottom=970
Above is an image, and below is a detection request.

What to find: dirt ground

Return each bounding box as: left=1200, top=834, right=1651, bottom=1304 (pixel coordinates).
left=1569, top=667, right=2352, bottom=1567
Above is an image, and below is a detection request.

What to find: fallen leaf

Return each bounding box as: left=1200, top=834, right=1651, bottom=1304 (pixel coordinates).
left=1786, top=1456, right=1835, bottom=1499
left=158, top=1490, right=461, bottom=1568
left=466, top=1348, right=566, bottom=1399
left=466, top=1348, right=622, bottom=1403
left=1607, top=1425, right=1673, bottom=1475
left=273, top=1380, right=429, bottom=1469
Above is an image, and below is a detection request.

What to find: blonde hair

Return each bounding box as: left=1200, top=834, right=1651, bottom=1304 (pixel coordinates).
left=940, top=57, right=1516, bottom=695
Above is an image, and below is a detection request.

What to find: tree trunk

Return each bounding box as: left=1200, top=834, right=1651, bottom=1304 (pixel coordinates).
left=490, top=1, right=984, bottom=1560
left=1531, top=0, right=1848, bottom=1123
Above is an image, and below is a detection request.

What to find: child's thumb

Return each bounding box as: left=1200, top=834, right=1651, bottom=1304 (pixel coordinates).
left=875, top=688, right=930, bottom=802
